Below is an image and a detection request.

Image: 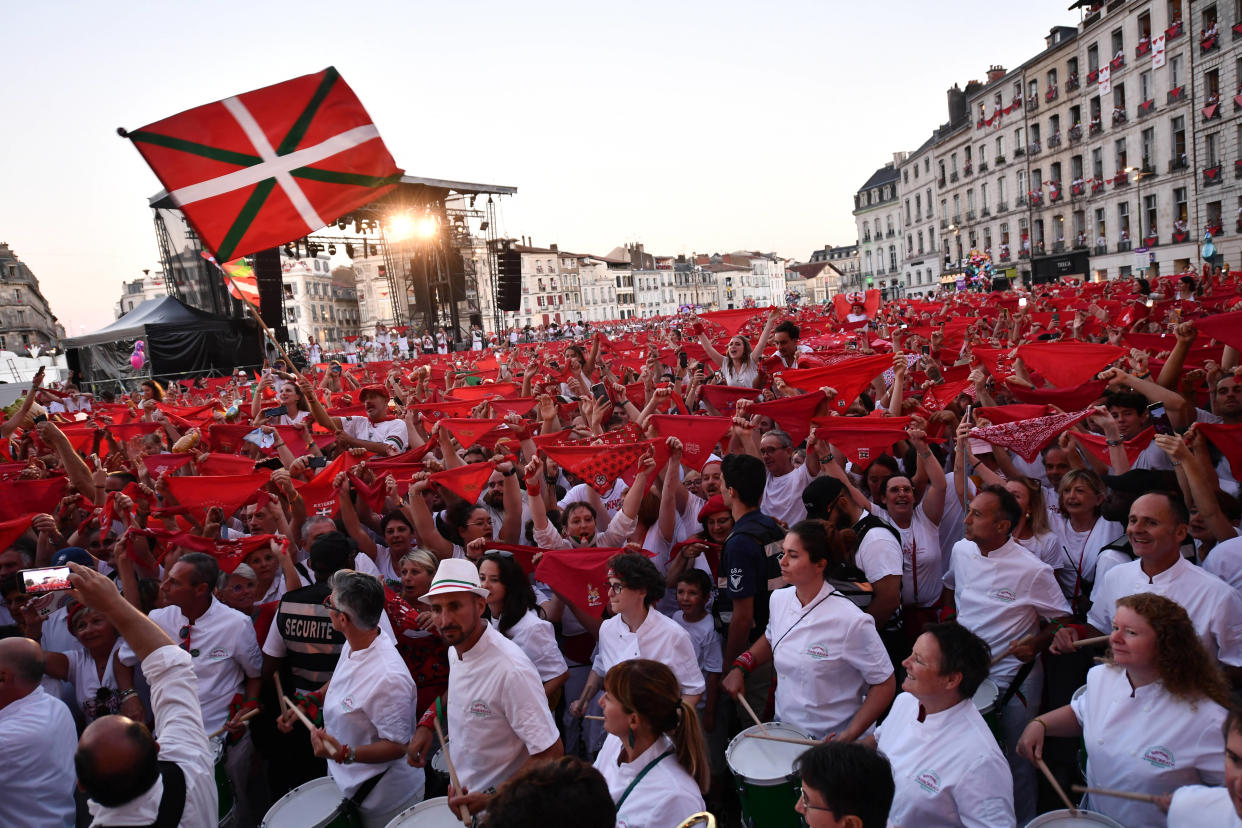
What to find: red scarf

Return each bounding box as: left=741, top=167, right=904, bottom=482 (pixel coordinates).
left=969, top=408, right=1093, bottom=462
left=1016, top=342, right=1126, bottom=388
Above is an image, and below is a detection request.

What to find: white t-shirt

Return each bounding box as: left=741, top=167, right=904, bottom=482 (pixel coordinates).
left=765, top=580, right=892, bottom=738
left=341, top=416, right=406, bottom=453
left=1013, top=532, right=1066, bottom=574
left=447, top=624, right=560, bottom=794
left=593, top=609, right=706, bottom=697
left=65, top=642, right=122, bottom=722
left=943, top=538, right=1070, bottom=686
left=560, top=480, right=627, bottom=519
left=1087, top=556, right=1242, bottom=666
left=1168, top=784, right=1242, bottom=828
left=673, top=610, right=722, bottom=710
left=494, top=610, right=567, bottom=684
left=1050, top=514, right=1123, bottom=599
left=594, top=733, right=706, bottom=828
left=0, top=687, right=76, bottom=828
left=324, top=635, right=423, bottom=814
left=761, top=464, right=813, bottom=527
left=872, top=503, right=943, bottom=607
left=876, top=692, right=1015, bottom=828
left=1072, top=664, right=1227, bottom=828
left=855, top=515, right=904, bottom=586
left=1205, top=536, right=1242, bottom=595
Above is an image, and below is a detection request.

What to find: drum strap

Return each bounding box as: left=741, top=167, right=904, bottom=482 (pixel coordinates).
left=91, top=761, right=185, bottom=828
left=616, top=749, right=674, bottom=811
left=998, top=658, right=1036, bottom=710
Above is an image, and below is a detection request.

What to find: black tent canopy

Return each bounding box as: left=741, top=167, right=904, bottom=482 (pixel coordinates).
left=64, top=296, right=263, bottom=386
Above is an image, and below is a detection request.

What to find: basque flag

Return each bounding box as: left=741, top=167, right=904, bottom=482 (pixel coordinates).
left=124, top=67, right=402, bottom=261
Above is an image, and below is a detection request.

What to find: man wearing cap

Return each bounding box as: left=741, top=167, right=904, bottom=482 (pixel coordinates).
left=407, top=558, right=562, bottom=817
left=803, top=474, right=903, bottom=631
left=303, top=379, right=406, bottom=456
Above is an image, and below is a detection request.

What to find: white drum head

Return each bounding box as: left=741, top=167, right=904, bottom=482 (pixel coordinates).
left=385, top=797, right=461, bottom=827
left=973, top=677, right=999, bottom=715
left=1024, top=809, right=1125, bottom=827
left=430, top=743, right=449, bottom=774
left=725, top=723, right=812, bottom=784
left=261, top=777, right=343, bottom=827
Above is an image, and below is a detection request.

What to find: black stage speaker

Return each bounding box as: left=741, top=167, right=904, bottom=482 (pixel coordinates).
left=252, top=248, right=288, bottom=342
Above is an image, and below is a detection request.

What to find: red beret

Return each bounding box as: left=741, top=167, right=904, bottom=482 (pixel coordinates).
left=359, top=384, right=389, bottom=401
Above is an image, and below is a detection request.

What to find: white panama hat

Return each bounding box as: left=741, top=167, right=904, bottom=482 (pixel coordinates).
left=419, top=558, right=490, bottom=604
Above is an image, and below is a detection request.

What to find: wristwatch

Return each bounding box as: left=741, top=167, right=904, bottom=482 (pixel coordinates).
left=344, top=746, right=357, bottom=764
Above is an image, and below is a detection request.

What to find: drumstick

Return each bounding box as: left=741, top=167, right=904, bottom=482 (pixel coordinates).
left=744, top=731, right=821, bottom=747
left=1071, top=635, right=1111, bottom=649
left=736, top=694, right=768, bottom=735
left=1037, top=758, right=1077, bottom=815
left=585, top=715, right=605, bottom=721
left=207, top=708, right=260, bottom=740
left=281, top=694, right=315, bottom=733
left=990, top=635, right=1036, bottom=667
left=432, top=714, right=473, bottom=825
left=1072, top=785, right=1163, bottom=804
left=274, top=673, right=288, bottom=715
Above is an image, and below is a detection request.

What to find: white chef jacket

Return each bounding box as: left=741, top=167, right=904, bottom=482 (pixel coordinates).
left=1087, top=555, right=1242, bottom=666
left=593, top=607, right=706, bottom=697
left=495, top=610, right=567, bottom=683
left=447, top=624, right=560, bottom=794
left=765, top=581, right=892, bottom=738
left=943, top=538, right=1070, bottom=686
left=761, top=464, right=813, bottom=527
left=873, top=503, right=942, bottom=607
left=1072, top=664, right=1227, bottom=828
left=324, top=635, right=423, bottom=814
left=876, top=692, right=1015, bottom=828
left=341, top=415, right=406, bottom=453
left=0, top=686, right=76, bottom=828
left=595, top=733, right=705, bottom=828
left=118, top=598, right=263, bottom=732
left=1168, top=784, right=1242, bottom=827
left=87, top=646, right=218, bottom=828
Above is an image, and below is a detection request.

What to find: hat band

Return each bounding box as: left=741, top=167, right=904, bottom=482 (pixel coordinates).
left=430, top=578, right=481, bottom=590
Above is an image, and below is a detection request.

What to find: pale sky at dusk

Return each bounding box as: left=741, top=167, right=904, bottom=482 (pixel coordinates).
left=1, top=0, right=1080, bottom=334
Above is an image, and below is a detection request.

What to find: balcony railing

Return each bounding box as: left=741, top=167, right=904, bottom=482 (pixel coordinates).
left=1089, top=121, right=1104, bottom=136
left=1111, top=109, right=1127, bottom=126
left=1113, top=172, right=1130, bottom=187
left=1135, top=39, right=1152, bottom=58
left=1091, top=179, right=1106, bottom=194
left=1016, top=195, right=1028, bottom=207
left=940, top=219, right=948, bottom=229
left=995, top=154, right=1007, bottom=164
left=1235, top=159, right=1242, bottom=179
left=964, top=163, right=973, bottom=176
left=1068, top=125, right=1082, bottom=143
left=1166, top=20, right=1183, bottom=40
left=1207, top=221, right=1224, bottom=236
left=1109, top=55, right=1125, bottom=71
left=1015, top=146, right=1026, bottom=157
left=1168, top=85, right=1186, bottom=104
left=1168, top=156, right=1189, bottom=173
left=1202, top=32, right=1219, bottom=53
left=1204, top=164, right=1223, bottom=185
left=978, top=162, right=988, bottom=173
left=1026, top=94, right=1039, bottom=110
left=981, top=207, right=991, bottom=217
left=952, top=214, right=962, bottom=224
left=950, top=172, right=959, bottom=182
left=1048, top=133, right=1062, bottom=148
left=1053, top=241, right=1066, bottom=253
left=966, top=210, right=976, bottom=221
left=1087, top=68, right=1100, bottom=84
left=997, top=200, right=1008, bottom=212
left=1095, top=244, right=1109, bottom=255
left=1046, top=87, right=1059, bottom=103
left=1117, top=239, right=1132, bottom=252
left=937, top=177, right=946, bottom=187
left=1066, top=74, right=1080, bottom=91
left=1028, top=141, right=1042, bottom=155
left=1138, top=99, right=1156, bottom=117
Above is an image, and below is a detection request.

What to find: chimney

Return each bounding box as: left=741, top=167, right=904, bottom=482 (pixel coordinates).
left=986, top=65, right=1006, bottom=83
left=550, top=243, right=558, bottom=252
left=946, top=84, right=966, bottom=125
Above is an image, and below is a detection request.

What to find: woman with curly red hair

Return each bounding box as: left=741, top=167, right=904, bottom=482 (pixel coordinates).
left=1018, top=592, right=1231, bottom=827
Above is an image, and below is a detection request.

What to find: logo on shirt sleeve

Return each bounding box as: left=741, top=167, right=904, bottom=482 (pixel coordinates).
left=914, top=769, right=941, bottom=794
left=729, top=568, right=743, bottom=589
left=1142, top=745, right=1175, bottom=769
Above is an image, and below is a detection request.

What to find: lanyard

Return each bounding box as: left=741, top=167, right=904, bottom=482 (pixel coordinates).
left=616, top=749, right=674, bottom=810
left=772, top=590, right=837, bottom=653
left=1064, top=521, right=1095, bottom=606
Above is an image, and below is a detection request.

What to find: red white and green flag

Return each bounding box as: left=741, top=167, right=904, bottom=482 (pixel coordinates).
left=124, top=66, right=402, bottom=262
left=201, top=252, right=260, bottom=304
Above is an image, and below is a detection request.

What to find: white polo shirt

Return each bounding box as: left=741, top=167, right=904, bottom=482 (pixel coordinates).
left=1087, top=556, right=1242, bottom=666
left=1168, top=784, right=1242, bottom=828
left=1071, top=664, right=1227, bottom=828
left=495, top=610, right=567, bottom=684
left=324, top=635, right=423, bottom=814
left=872, top=503, right=943, bottom=607
left=765, top=580, right=892, bottom=738
left=593, top=608, right=706, bottom=697
left=448, top=624, right=560, bottom=794
left=856, top=518, right=904, bottom=586
left=118, top=598, right=263, bottom=732
left=876, top=692, right=1015, bottom=828
left=1050, top=514, right=1123, bottom=598
left=944, top=538, right=1070, bottom=687
left=0, top=686, right=76, bottom=828
left=341, top=415, right=406, bottom=453
left=595, top=733, right=706, bottom=828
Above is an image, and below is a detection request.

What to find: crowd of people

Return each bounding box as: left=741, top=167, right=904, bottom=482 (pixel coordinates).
left=5, top=272, right=1242, bottom=827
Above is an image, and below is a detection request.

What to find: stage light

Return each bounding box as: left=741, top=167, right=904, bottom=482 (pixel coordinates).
left=328, top=244, right=337, bottom=255
left=415, top=215, right=439, bottom=239
left=345, top=243, right=355, bottom=258
left=388, top=213, right=416, bottom=241
left=479, top=221, right=489, bottom=231
left=337, top=219, right=348, bottom=231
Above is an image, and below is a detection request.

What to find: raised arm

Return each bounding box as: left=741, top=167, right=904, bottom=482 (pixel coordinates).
left=751, top=307, right=780, bottom=364
left=909, top=421, right=946, bottom=524
left=334, top=473, right=379, bottom=561
left=404, top=475, right=455, bottom=559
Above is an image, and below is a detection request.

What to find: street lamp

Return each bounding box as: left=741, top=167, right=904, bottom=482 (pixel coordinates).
left=1125, top=165, right=1154, bottom=245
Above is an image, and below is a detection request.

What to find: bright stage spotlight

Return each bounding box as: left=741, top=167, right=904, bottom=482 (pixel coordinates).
left=388, top=213, right=416, bottom=241
left=414, top=215, right=439, bottom=239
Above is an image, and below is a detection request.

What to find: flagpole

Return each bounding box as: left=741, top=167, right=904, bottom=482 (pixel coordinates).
left=204, top=256, right=298, bottom=371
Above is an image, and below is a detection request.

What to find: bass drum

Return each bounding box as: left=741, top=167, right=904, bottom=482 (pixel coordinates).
left=385, top=797, right=461, bottom=827
left=260, top=777, right=361, bottom=828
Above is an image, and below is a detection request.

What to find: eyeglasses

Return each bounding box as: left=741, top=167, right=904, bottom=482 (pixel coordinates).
left=324, top=594, right=351, bottom=620
left=607, top=582, right=626, bottom=595
left=178, top=623, right=199, bottom=658
left=797, top=786, right=833, bottom=814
